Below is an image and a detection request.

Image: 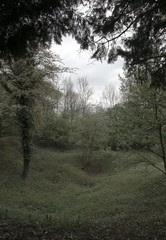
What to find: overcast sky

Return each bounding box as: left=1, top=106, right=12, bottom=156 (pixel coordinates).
left=51, top=36, right=124, bottom=103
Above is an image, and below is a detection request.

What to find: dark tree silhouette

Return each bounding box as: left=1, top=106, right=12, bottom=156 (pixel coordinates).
left=74, top=0, right=166, bottom=87
left=0, top=0, right=82, bottom=58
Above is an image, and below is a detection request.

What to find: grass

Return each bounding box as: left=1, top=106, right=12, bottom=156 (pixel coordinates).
left=0, top=136, right=166, bottom=239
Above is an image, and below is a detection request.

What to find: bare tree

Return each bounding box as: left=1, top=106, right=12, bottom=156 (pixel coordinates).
left=101, top=83, right=120, bottom=108
left=62, top=78, right=79, bottom=121
left=77, top=77, right=94, bottom=116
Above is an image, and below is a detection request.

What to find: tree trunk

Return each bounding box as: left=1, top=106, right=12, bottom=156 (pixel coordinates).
left=21, top=128, right=31, bottom=179
left=154, top=95, right=166, bottom=172
left=0, top=119, right=2, bottom=138
left=22, top=156, right=30, bottom=179
left=158, top=124, right=166, bottom=172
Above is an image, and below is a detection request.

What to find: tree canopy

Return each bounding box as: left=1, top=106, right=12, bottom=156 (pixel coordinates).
left=1, top=0, right=166, bottom=86
left=76, top=0, right=166, bottom=87
left=0, top=0, right=82, bottom=57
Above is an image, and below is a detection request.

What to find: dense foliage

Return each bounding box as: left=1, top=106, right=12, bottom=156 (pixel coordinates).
left=0, top=50, right=66, bottom=178
left=1, top=1, right=166, bottom=87
left=0, top=0, right=83, bottom=58
left=75, top=0, right=166, bottom=87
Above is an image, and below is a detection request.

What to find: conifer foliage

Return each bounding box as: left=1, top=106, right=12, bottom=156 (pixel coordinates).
left=0, top=0, right=81, bottom=57
left=76, top=0, right=166, bottom=87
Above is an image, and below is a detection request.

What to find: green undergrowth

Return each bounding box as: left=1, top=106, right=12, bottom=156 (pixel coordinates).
left=0, top=136, right=166, bottom=239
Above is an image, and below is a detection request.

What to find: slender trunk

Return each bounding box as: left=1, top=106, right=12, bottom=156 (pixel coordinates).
left=21, top=127, right=31, bottom=179
left=158, top=124, right=166, bottom=172
left=22, top=156, right=30, bottom=179
left=18, top=105, right=32, bottom=180
left=154, top=93, right=166, bottom=172
left=0, top=119, right=2, bottom=137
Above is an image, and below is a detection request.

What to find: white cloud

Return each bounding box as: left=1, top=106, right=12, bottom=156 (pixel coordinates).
left=51, top=36, right=124, bottom=102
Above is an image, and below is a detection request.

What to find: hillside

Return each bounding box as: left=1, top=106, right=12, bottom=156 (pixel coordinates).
left=0, top=137, right=166, bottom=239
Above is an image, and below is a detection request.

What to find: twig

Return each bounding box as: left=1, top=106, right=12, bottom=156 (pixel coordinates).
left=148, top=148, right=163, bottom=159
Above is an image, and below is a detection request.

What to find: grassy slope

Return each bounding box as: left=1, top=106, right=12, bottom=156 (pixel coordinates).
left=0, top=136, right=166, bottom=239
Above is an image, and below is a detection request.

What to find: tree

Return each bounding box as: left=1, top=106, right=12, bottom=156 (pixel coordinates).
left=75, top=0, right=166, bottom=87
left=0, top=50, right=64, bottom=178
left=0, top=85, right=17, bottom=137
left=101, top=83, right=119, bottom=108
left=110, top=75, right=166, bottom=172
left=76, top=77, right=94, bottom=116
left=33, top=112, right=70, bottom=148
left=106, top=103, right=125, bottom=151
left=0, top=0, right=83, bottom=58
left=70, top=110, right=109, bottom=165
left=35, top=79, right=63, bottom=115
left=61, top=78, right=79, bottom=121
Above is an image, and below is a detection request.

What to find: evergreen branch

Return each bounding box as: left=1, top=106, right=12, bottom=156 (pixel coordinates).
left=100, top=1, right=153, bottom=44
left=102, top=17, right=138, bottom=44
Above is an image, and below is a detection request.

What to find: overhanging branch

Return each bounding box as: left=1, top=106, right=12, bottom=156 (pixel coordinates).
left=137, top=152, right=166, bottom=175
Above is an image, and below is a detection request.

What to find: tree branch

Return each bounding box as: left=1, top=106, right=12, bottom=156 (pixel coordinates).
left=148, top=148, right=164, bottom=159
left=137, top=152, right=166, bottom=175
left=102, top=17, right=138, bottom=44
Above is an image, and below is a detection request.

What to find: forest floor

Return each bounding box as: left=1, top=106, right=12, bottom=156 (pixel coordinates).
left=0, top=136, right=166, bottom=239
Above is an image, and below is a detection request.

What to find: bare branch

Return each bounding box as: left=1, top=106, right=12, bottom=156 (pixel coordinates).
left=148, top=148, right=164, bottom=159
left=137, top=153, right=166, bottom=175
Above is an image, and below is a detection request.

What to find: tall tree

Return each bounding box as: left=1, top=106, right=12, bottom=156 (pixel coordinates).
left=77, top=78, right=94, bottom=116
left=62, top=78, right=79, bottom=121
left=111, top=75, right=166, bottom=172
left=101, top=83, right=119, bottom=108
left=0, top=50, right=63, bottom=178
